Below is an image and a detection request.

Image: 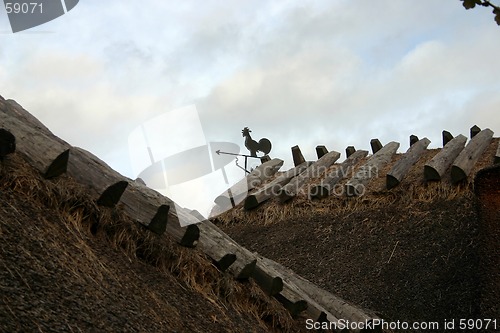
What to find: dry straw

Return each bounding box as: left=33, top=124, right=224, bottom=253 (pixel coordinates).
left=216, top=138, right=500, bottom=227
left=0, top=153, right=297, bottom=332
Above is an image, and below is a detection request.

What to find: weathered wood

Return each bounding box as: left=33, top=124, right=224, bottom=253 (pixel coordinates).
left=274, top=292, right=308, bottom=317
left=258, top=255, right=381, bottom=332
left=0, top=128, right=16, bottom=159
left=44, top=149, right=70, bottom=179
left=97, top=181, right=129, bottom=208
left=260, top=155, right=271, bottom=163
left=370, top=139, right=383, bottom=154
left=316, top=145, right=328, bottom=159
left=214, top=158, right=284, bottom=210
left=291, top=145, right=306, bottom=166
left=345, top=146, right=356, bottom=158
left=147, top=205, right=170, bottom=235
left=470, top=125, right=481, bottom=139
left=1, top=100, right=199, bottom=244
left=387, top=137, right=430, bottom=189
left=309, top=150, right=368, bottom=199
left=278, top=151, right=341, bottom=203
left=188, top=210, right=237, bottom=271
left=424, top=134, right=467, bottom=181
left=451, top=128, right=494, bottom=183
left=495, top=141, right=500, bottom=164
left=410, top=135, right=419, bottom=146
left=443, top=130, right=454, bottom=147
left=255, top=257, right=341, bottom=326
left=244, top=162, right=312, bottom=210
left=215, top=254, right=237, bottom=272
left=0, top=99, right=72, bottom=176
left=252, top=265, right=283, bottom=296
left=345, top=142, right=399, bottom=197
left=195, top=218, right=259, bottom=279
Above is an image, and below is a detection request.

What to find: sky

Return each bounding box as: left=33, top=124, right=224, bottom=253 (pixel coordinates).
left=1, top=0, right=499, bottom=217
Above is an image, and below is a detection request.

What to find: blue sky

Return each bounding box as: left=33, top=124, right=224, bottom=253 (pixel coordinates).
left=1, top=1, right=499, bottom=215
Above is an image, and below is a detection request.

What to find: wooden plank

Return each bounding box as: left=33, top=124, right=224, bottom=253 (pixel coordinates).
left=345, top=146, right=356, bottom=158
left=442, top=130, right=454, bottom=147
left=345, top=142, right=399, bottom=197
left=386, top=137, right=430, bottom=189
left=470, top=125, right=481, bottom=139
left=309, top=150, right=368, bottom=199
left=252, top=265, right=283, bottom=296
left=244, top=162, right=312, bottom=210
left=44, top=149, right=70, bottom=179
left=410, top=135, right=419, bottom=146
left=291, top=145, right=306, bottom=166
left=424, top=134, right=467, bottom=181
left=97, top=181, right=129, bottom=208
left=278, top=151, right=341, bottom=203
left=370, top=139, right=383, bottom=154
left=451, top=128, right=494, bottom=183
left=316, top=145, right=328, bottom=159
left=214, top=158, right=284, bottom=210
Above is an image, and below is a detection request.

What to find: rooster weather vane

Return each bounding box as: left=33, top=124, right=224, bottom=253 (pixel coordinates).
left=216, top=127, right=272, bottom=174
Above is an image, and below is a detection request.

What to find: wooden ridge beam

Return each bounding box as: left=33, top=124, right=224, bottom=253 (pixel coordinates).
left=345, top=142, right=399, bottom=197
left=309, top=150, right=368, bottom=199
left=424, top=134, right=467, bottom=181
left=387, top=137, right=430, bottom=189
left=244, top=162, right=312, bottom=210
left=451, top=128, right=494, bottom=183
left=214, top=158, right=283, bottom=210
left=1, top=98, right=198, bottom=244
left=278, top=150, right=341, bottom=203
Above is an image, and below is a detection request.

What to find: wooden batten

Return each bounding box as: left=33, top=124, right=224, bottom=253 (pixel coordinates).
left=252, top=265, right=284, bottom=296
left=291, top=145, right=306, bottom=166
left=410, top=135, right=419, bottom=146
left=470, top=125, right=481, bottom=139
left=370, top=139, right=383, bottom=154
left=345, top=142, right=399, bottom=197
left=345, top=146, right=356, bottom=158
left=451, top=128, right=494, bottom=184
left=442, top=130, right=454, bottom=147
left=387, top=138, right=430, bottom=189
left=197, top=220, right=258, bottom=280
left=146, top=205, right=169, bottom=235
left=424, top=134, right=467, bottom=181
left=44, top=149, right=70, bottom=179
left=316, top=145, right=328, bottom=159
left=97, top=181, right=129, bottom=208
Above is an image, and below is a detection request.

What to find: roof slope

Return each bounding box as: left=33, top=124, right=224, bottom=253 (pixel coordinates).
left=0, top=96, right=304, bottom=333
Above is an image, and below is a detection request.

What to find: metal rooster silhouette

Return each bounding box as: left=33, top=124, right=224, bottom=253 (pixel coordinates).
left=242, top=127, right=272, bottom=157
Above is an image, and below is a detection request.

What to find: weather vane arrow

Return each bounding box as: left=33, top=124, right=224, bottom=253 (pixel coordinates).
left=215, top=149, right=258, bottom=159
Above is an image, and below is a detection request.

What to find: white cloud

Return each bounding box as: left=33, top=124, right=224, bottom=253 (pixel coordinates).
left=1, top=0, right=500, bottom=211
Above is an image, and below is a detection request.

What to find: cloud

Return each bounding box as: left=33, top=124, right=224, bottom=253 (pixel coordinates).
left=1, top=0, right=500, bottom=205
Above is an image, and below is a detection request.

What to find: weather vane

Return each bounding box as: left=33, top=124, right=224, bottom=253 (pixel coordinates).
left=216, top=127, right=272, bottom=174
